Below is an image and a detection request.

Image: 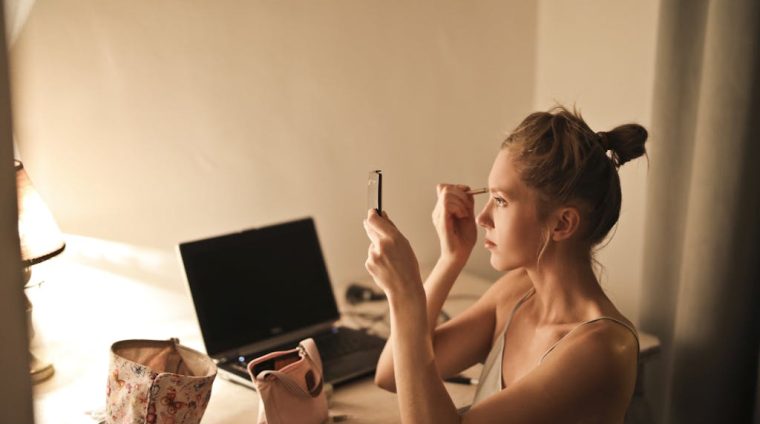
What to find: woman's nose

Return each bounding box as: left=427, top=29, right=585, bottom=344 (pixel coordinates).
left=476, top=202, right=493, bottom=229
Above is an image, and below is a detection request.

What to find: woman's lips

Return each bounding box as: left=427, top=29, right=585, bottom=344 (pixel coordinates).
left=484, top=239, right=496, bottom=249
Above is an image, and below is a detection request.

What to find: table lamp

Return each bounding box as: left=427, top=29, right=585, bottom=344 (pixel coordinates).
left=15, top=160, right=66, bottom=383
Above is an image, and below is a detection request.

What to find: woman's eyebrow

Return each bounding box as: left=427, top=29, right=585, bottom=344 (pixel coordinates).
left=489, top=187, right=515, bottom=198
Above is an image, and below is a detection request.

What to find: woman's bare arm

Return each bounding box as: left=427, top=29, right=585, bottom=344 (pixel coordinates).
left=374, top=256, right=498, bottom=392
left=375, top=183, right=491, bottom=392
left=389, top=288, right=460, bottom=424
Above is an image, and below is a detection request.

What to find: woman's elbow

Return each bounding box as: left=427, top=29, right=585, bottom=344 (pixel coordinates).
left=374, top=370, right=397, bottom=393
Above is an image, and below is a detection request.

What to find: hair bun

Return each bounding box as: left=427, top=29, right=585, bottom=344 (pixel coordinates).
left=603, top=124, right=648, bottom=167
left=596, top=131, right=611, bottom=151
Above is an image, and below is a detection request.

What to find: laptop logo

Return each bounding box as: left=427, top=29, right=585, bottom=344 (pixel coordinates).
left=269, top=327, right=283, bottom=335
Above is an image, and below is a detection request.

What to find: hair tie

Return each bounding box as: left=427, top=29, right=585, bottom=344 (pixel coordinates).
left=596, top=131, right=610, bottom=151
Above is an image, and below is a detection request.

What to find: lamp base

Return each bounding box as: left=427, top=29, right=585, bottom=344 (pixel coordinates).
left=30, top=352, right=55, bottom=384
left=24, top=266, right=55, bottom=384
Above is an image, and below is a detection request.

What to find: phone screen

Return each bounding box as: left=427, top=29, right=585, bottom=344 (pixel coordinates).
left=367, top=170, right=382, bottom=215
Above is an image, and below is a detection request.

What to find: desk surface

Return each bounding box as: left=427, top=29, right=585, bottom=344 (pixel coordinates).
left=30, top=260, right=658, bottom=424
left=30, top=261, right=484, bottom=423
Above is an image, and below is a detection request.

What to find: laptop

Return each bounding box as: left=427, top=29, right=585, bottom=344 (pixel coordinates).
left=178, top=217, right=386, bottom=389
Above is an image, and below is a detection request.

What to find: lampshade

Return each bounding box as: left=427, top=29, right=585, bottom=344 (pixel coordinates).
left=15, top=160, right=65, bottom=266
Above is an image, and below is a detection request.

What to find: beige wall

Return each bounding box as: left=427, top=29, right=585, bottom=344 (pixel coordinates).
left=10, top=0, right=537, bottom=290
left=11, top=0, right=661, bottom=325
left=534, top=0, right=660, bottom=323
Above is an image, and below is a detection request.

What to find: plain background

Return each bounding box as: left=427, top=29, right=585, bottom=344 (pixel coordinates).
left=9, top=0, right=658, bottom=323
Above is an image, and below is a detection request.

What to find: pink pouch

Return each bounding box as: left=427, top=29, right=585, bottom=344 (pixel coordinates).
left=105, top=338, right=217, bottom=424
left=247, top=338, right=329, bottom=424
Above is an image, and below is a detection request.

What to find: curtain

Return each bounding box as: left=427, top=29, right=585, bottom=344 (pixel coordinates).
left=3, top=0, right=36, bottom=46
left=0, top=3, right=36, bottom=424
left=640, top=0, right=760, bottom=422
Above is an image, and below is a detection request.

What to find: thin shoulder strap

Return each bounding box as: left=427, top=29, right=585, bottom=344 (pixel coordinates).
left=538, top=316, right=640, bottom=364
left=501, top=287, right=536, bottom=337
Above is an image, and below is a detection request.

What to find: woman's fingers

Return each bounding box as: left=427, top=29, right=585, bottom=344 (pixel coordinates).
left=365, top=209, right=409, bottom=259
left=435, top=184, right=474, bottom=225
left=381, top=210, right=398, bottom=229
left=366, top=208, right=398, bottom=239
left=437, top=183, right=471, bottom=195
left=445, top=197, right=470, bottom=218
left=363, top=215, right=382, bottom=246
left=437, top=184, right=475, bottom=207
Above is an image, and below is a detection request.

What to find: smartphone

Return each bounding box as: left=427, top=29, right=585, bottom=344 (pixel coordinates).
left=367, top=170, right=382, bottom=215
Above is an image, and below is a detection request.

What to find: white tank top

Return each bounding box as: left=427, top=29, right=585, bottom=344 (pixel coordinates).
left=471, top=287, right=640, bottom=406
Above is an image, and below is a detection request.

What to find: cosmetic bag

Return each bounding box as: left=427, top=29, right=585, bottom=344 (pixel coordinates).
left=105, top=338, right=217, bottom=424
left=247, top=338, right=329, bottom=424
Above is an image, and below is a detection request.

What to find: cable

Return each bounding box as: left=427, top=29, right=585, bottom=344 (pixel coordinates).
left=345, top=283, right=386, bottom=304
left=342, top=283, right=483, bottom=331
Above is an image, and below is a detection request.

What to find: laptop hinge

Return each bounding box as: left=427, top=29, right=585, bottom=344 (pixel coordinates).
left=211, top=320, right=336, bottom=361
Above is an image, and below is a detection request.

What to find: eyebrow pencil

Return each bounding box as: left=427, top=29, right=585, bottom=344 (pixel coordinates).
left=466, top=187, right=487, bottom=195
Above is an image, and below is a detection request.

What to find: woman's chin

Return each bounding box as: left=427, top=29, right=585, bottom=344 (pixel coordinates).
left=489, top=254, right=509, bottom=272
left=489, top=252, right=522, bottom=273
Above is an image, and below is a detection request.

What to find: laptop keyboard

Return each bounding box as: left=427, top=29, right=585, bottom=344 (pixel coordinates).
left=313, top=327, right=385, bottom=359
left=236, top=327, right=385, bottom=363
left=225, top=327, right=386, bottom=385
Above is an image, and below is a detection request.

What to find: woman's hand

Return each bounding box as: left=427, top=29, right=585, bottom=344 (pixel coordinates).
left=431, top=184, right=477, bottom=264
left=363, top=209, right=424, bottom=300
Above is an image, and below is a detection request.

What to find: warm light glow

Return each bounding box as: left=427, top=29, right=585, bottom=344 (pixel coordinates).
left=15, top=160, right=65, bottom=265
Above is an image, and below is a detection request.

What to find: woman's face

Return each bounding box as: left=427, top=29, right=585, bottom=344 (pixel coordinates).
left=476, top=148, right=547, bottom=272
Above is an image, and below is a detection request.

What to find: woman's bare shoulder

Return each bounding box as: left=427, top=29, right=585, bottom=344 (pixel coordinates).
left=576, top=319, right=638, bottom=358
left=548, top=316, right=639, bottom=387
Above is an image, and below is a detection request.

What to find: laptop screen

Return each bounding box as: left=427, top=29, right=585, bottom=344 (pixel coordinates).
left=179, top=217, right=340, bottom=357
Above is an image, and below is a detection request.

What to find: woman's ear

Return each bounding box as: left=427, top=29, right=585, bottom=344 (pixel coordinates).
left=550, top=206, right=581, bottom=241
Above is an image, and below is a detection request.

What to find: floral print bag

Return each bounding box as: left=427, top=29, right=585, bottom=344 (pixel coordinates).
left=105, top=338, right=217, bottom=424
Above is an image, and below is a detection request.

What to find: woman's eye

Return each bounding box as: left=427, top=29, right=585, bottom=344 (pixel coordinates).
left=493, top=197, right=507, bottom=207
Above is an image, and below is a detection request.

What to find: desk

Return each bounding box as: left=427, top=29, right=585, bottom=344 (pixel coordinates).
left=30, top=260, right=659, bottom=423
left=30, top=261, right=481, bottom=423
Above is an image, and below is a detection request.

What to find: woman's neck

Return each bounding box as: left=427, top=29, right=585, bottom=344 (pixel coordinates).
left=523, top=247, right=607, bottom=325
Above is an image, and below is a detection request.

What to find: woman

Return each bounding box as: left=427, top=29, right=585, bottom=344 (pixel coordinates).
left=363, top=106, right=647, bottom=423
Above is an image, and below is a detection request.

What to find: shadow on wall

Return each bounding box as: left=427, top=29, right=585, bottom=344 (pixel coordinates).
left=54, top=234, right=185, bottom=293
